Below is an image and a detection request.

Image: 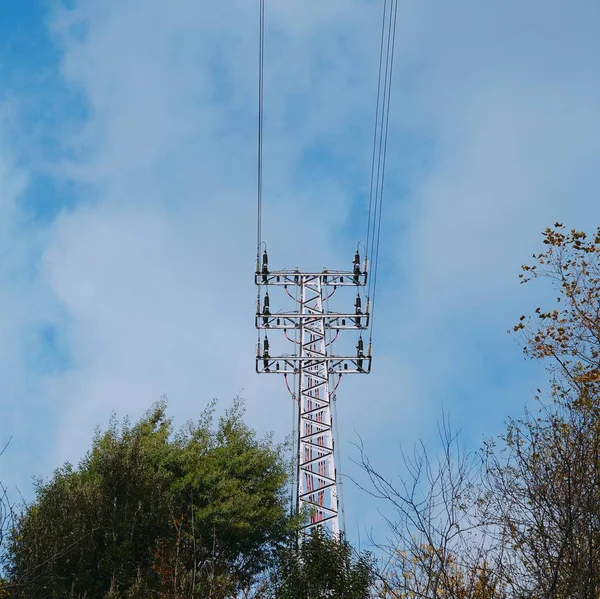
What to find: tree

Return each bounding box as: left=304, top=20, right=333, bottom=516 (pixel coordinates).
left=0, top=440, right=17, bottom=597
left=515, top=224, right=600, bottom=397
left=275, top=528, right=375, bottom=599
left=361, top=224, right=600, bottom=598
left=358, top=419, right=506, bottom=599
left=481, top=224, right=600, bottom=597
left=483, top=395, right=600, bottom=598
left=6, top=397, right=292, bottom=599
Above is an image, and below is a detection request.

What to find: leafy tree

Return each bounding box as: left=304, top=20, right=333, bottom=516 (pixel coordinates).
left=481, top=224, right=600, bottom=597
left=363, top=224, right=600, bottom=598
left=515, top=224, right=600, bottom=395
left=6, top=397, right=291, bottom=599
left=275, top=528, right=375, bottom=599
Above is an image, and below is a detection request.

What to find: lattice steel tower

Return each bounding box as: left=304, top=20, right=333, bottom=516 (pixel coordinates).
left=255, top=252, right=371, bottom=535
left=253, top=0, right=397, bottom=537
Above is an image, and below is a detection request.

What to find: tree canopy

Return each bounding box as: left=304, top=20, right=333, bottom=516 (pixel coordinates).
left=6, top=397, right=291, bottom=598
left=276, top=529, right=374, bottom=599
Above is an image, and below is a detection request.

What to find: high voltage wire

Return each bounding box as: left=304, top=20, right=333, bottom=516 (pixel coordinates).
left=256, top=0, right=265, bottom=262
left=367, top=0, right=399, bottom=344
left=366, top=0, right=389, bottom=269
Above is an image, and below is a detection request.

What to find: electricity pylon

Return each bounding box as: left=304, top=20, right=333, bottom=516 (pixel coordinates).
left=255, top=250, right=372, bottom=536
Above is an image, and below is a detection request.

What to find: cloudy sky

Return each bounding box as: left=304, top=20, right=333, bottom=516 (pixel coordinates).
left=1, top=0, right=599, bottom=545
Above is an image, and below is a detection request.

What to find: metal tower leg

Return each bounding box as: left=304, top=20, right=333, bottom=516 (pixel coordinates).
left=297, top=276, right=339, bottom=536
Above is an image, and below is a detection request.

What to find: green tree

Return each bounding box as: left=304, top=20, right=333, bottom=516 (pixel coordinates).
left=7, top=397, right=291, bottom=599
left=275, top=529, right=375, bottom=599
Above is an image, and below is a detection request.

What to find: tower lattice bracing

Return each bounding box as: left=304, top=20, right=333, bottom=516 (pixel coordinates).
left=255, top=256, right=371, bottom=535
left=297, top=276, right=337, bottom=533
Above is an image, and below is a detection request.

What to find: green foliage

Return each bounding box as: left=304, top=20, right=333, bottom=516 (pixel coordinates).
left=7, top=397, right=291, bottom=599
left=276, top=529, right=375, bottom=599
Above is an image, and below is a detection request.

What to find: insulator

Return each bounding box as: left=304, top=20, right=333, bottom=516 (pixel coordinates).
left=262, top=293, right=270, bottom=325
left=277, top=318, right=281, bottom=326
left=276, top=362, right=280, bottom=371
left=340, top=276, right=344, bottom=283
left=263, top=337, right=270, bottom=370
left=322, top=268, right=328, bottom=284
left=262, top=250, right=269, bottom=283
left=354, top=250, right=360, bottom=266
left=355, top=295, right=363, bottom=326
left=357, top=336, right=365, bottom=371
left=342, top=319, right=346, bottom=326
left=294, top=268, right=300, bottom=285
left=344, top=363, right=348, bottom=370
left=277, top=275, right=281, bottom=282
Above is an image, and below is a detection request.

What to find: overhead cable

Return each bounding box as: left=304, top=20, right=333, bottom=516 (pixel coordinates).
left=366, top=0, right=389, bottom=267
left=367, top=0, right=398, bottom=343
left=257, top=0, right=265, bottom=262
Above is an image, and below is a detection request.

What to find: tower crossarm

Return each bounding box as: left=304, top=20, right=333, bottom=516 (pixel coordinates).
left=255, top=355, right=371, bottom=375
left=256, top=313, right=369, bottom=330
left=256, top=270, right=367, bottom=287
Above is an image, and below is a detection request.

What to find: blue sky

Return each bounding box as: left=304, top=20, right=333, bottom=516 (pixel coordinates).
left=1, top=0, right=600, bottom=551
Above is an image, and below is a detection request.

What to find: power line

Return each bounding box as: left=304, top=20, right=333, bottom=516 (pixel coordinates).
left=366, top=0, right=388, bottom=266
left=368, top=0, right=398, bottom=343
left=257, top=0, right=265, bottom=261
left=368, top=0, right=394, bottom=300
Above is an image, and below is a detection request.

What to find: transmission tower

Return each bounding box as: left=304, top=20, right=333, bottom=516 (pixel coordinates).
left=255, top=252, right=371, bottom=535
left=253, top=0, right=397, bottom=538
